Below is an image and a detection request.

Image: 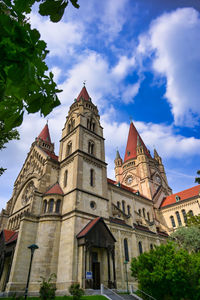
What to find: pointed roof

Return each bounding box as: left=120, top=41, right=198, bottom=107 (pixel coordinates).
left=77, top=217, right=101, bottom=238
left=37, top=123, right=52, bottom=143
left=3, top=229, right=18, bottom=244
left=45, top=183, right=64, bottom=195
left=76, top=86, right=91, bottom=101
left=160, top=185, right=200, bottom=208
left=124, top=122, right=151, bottom=162
left=115, top=150, right=121, bottom=160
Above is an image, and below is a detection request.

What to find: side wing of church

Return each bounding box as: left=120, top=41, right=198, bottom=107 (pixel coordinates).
left=0, top=86, right=199, bottom=296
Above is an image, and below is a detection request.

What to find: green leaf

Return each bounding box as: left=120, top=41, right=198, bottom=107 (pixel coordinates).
left=70, top=0, right=79, bottom=9
left=39, top=0, right=68, bottom=23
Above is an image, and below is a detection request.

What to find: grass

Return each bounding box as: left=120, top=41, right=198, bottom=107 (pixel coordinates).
left=0, top=296, right=107, bottom=300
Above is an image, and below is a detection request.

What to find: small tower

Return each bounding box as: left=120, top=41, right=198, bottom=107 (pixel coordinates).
left=154, top=148, right=170, bottom=187
left=114, top=150, right=123, bottom=182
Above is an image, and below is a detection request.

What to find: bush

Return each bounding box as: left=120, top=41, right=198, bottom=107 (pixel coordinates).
left=39, top=273, right=57, bottom=300
left=69, top=283, right=84, bottom=300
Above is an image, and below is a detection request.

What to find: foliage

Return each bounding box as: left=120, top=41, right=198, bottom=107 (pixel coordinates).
left=131, top=242, right=200, bottom=300
left=187, top=213, right=200, bottom=227
left=0, top=0, right=79, bottom=173
left=69, top=283, right=84, bottom=300
left=171, top=225, right=200, bottom=253
left=39, top=273, right=57, bottom=300
left=195, top=170, right=200, bottom=184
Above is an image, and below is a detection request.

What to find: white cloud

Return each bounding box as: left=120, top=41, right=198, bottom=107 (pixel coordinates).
left=30, top=13, right=84, bottom=57
left=112, top=55, right=136, bottom=79
left=137, top=8, right=200, bottom=126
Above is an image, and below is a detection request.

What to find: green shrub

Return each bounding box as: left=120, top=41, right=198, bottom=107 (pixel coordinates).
left=69, top=283, right=84, bottom=300
left=39, top=273, right=57, bottom=300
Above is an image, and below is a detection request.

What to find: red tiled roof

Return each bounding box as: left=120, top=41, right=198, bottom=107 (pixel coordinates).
left=160, top=185, right=200, bottom=208
left=43, top=149, right=58, bottom=161
left=45, top=183, right=64, bottom=195
left=3, top=229, right=18, bottom=243
left=77, top=86, right=90, bottom=101
left=77, top=217, right=101, bottom=238
left=6, top=232, right=18, bottom=244
left=124, top=122, right=151, bottom=162
left=37, top=124, right=52, bottom=143
left=107, top=178, right=150, bottom=200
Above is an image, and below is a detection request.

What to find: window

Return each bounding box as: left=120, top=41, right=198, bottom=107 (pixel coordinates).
left=55, top=200, right=61, bottom=213
left=117, top=201, right=120, bottom=209
left=67, top=142, right=72, bottom=156
left=124, top=239, right=129, bottom=262
left=143, top=208, right=146, bottom=218
left=182, top=209, right=187, bottom=223
left=90, top=169, right=94, bottom=186
left=188, top=210, right=194, bottom=216
left=122, top=200, right=125, bottom=213
left=170, top=216, right=176, bottom=227
left=138, top=241, right=143, bottom=255
left=64, top=170, right=68, bottom=187
left=43, top=200, right=47, bottom=213
left=92, top=122, right=95, bottom=132
left=88, top=141, right=94, bottom=155
left=138, top=209, right=141, bottom=216
left=147, top=212, right=150, bottom=221
left=150, top=244, right=153, bottom=250
left=127, top=205, right=131, bottom=215
left=49, top=199, right=54, bottom=213
left=175, top=211, right=182, bottom=226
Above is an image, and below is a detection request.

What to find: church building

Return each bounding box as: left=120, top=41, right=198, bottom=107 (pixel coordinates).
left=0, top=86, right=199, bottom=296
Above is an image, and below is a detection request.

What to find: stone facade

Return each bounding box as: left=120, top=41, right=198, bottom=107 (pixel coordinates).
left=0, top=86, right=198, bottom=296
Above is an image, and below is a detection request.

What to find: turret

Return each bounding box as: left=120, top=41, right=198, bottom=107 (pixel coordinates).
left=114, top=150, right=123, bottom=182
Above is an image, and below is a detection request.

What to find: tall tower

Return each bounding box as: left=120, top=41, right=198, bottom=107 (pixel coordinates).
left=115, top=121, right=172, bottom=205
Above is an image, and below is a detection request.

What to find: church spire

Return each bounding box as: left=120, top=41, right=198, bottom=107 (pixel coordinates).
left=124, top=122, right=150, bottom=162
left=76, top=85, right=91, bottom=102
left=37, top=123, right=52, bottom=143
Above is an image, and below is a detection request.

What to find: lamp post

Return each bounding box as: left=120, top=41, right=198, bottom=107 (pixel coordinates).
left=24, top=244, right=39, bottom=300
left=124, top=260, right=128, bottom=294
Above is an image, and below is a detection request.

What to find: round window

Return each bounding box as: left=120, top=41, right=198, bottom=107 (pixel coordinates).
left=90, top=201, right=96, bottom=209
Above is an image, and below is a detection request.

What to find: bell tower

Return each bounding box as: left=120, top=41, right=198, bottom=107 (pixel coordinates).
left=58, top=85, right=108, bottom=217
left=115, top=121, right=172, bottom=203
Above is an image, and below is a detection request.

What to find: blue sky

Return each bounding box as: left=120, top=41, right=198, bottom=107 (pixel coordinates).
left=1, top=0, right=200, bottom=209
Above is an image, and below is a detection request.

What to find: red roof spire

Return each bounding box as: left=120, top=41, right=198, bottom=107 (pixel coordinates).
left=77, top=86, right=91, bottom=101
left=124, top=122, right=150, bottom=162
left=37, top=123, right=51, bottom=143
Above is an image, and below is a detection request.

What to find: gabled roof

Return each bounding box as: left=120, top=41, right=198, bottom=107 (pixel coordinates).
left=77, top=86, right=91, bottom=101
left=77, top=217, right=101, bottom=238
left=3, top=229, right=18, bottom=244
left=107, top=178, right=151, bottom=201
left=45, top=183, right=64, bottom=195
left=124, top=122, right=151, bottom=162
left=37, top=124, right=52, bottom=143
left=160, top=185, right=200, bottom=208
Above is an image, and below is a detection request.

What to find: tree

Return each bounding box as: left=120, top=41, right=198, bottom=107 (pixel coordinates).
left=0, top=0, right=79, bottom=174
left=187, top=213, right=200, bottom=227
left=171, top=226, right=200, bottom=253
left=131, top=242, right=200, bottom=300
left=195, top=170, right=200, bottom=184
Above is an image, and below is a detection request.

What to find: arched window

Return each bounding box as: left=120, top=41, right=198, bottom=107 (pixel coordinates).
left=117, top=201, right=120, bottom=209
left=175, top=211, right=182, bottom=226
left=49, top=199, right=54, bottom=213
left=150, top=244, right=153, bottom=250
left=124, top=238, right=129, bottom=262
left=138, top=241, right=143, bottom=255
left=68, top=123, right=71, bottom=133
left=188, top=210, right=194, bottom=216
left=138, top=209, right=141, bottom=216
left=43, top=200, right=47, bottom=213
left=182, top=209, right=187, bottom=223
left=170, top=216, right=176, bottom=227
left=87, top=119, right=90, bottom=129
left=147, top=212, right=150, bottom=221
left=143, top=208, right=146, bottom=218
left=88, top=141, right=94, bottom=155
left=90, top=169, right=94, bottom=186
left=55, top=200, right=61, bottom=213
left=122, top=200, right=125, bottom=213
left=67, top=142, right=72, bottom=156
left=92, top=122, right=95, bottom=132
left=64, top=170, right=68, bottom=187
left=127, top=205, right=131, bottom=215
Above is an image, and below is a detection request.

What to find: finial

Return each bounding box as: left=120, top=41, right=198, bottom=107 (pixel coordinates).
left=83, top=80, right=86, bottom=86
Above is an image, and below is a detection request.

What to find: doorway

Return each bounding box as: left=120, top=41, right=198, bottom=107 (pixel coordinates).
left=92, top=262, right=100, bottom=289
